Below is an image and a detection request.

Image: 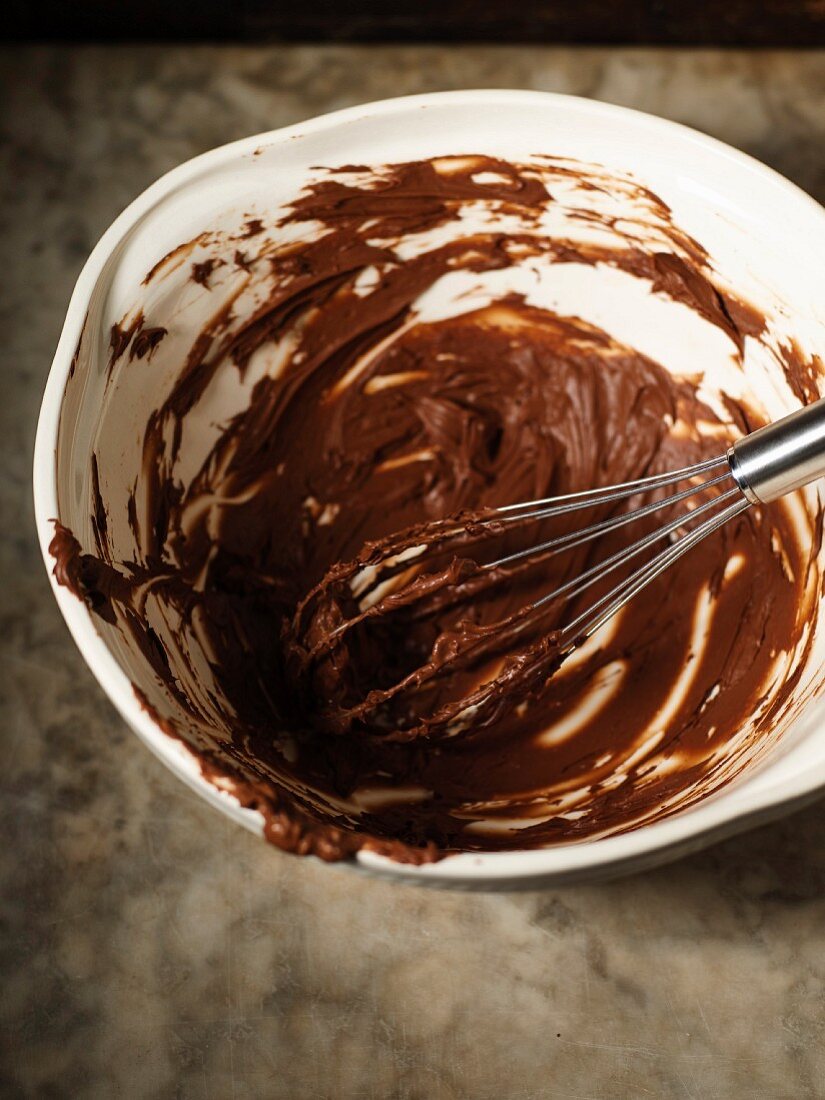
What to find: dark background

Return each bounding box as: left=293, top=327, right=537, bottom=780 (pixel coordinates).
left=8, top=0, right=825, bottom=45
left=3, top=3, right=825, bottom=1097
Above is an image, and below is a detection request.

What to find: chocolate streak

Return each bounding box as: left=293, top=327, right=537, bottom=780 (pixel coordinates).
left=52, top=155, right=819, bottom=863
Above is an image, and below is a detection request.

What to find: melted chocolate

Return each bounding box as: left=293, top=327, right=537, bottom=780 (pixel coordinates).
left=190, top=258, right=223, bottom=288
left=108, top=313, right=143, bottom=371
left=52, top=155, right=820, bottom=863
left=129, top=326, right=168, bottom=361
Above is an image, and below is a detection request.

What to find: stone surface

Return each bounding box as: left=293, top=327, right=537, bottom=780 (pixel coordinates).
left=2, top=44, right=825, bottom=1099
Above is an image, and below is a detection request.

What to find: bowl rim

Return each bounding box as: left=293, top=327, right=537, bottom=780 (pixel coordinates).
left=33, top=87, right=825, bottom=887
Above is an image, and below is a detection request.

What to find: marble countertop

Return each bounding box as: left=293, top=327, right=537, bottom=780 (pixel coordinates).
left=3, top=44, right=825, bottom=1099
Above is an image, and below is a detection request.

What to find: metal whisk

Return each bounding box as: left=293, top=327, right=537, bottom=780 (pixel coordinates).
left=289, top=398, right=825, bottom=741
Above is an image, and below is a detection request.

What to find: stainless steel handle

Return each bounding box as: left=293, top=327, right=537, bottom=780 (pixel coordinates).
left=728, top=396, right=825, bottom=504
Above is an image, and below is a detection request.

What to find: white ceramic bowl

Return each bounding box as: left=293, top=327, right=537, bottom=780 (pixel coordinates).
left=34, top=90, right=825, bottom=889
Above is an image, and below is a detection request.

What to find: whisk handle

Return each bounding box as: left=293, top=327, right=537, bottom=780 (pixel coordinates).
left=728, top=395, right=825, bottom=504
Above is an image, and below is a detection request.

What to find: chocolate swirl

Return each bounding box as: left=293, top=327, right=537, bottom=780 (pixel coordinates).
left=51, top=155, right=820, bottom=863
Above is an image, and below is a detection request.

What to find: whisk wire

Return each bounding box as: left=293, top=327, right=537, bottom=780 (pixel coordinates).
left=531, top=484, right=744, bottom=614
left=560, top=493, right=752, bottom=647
left=494, top=455, right=730, bottom=520
left=486, top=468, right=735, bottom=572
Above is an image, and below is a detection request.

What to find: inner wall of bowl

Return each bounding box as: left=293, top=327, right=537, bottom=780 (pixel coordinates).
left=55, top=98, right=825, bottom=826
